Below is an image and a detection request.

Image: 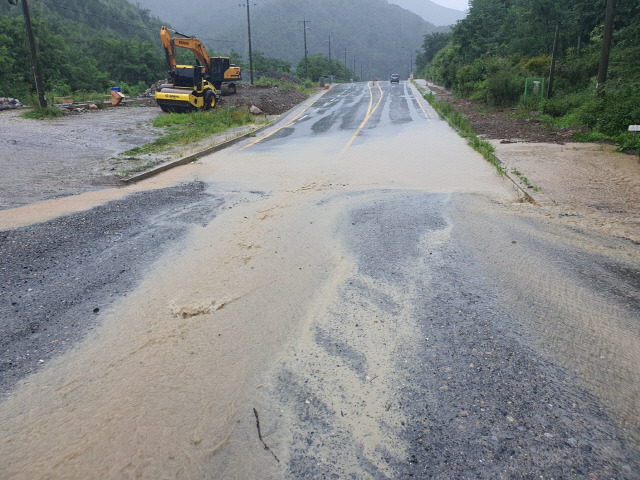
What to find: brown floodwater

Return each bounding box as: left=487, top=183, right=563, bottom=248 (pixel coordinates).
left=3, top=87, right=638, bottom=478
left=0, top=112, right=515, bottom=478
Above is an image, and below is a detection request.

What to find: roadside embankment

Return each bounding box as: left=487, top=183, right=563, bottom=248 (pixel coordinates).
left=414, top=80, right=640, bottom=244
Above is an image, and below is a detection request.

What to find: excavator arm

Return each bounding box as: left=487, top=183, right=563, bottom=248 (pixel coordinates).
left=160, top=26, right=211, bottom=73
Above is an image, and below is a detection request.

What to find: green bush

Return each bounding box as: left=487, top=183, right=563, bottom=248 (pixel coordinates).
left=524, top=56, right=550, bottom=77
left=616, top=131, right=640, bottom=152
left=21, top=106, right=64, bottom=119
left=594, top=87, right=640, bottom=136
left=541, top=91, right=591, bottom=118
left=485, top=69, right=523, bottom=106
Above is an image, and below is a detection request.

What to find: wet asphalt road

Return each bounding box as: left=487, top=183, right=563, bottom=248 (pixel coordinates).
left=0, top=184, right=264, bottom=396
left=1, top=82, right=639, bottom=479
left=264, top=191, right=640, bottom=479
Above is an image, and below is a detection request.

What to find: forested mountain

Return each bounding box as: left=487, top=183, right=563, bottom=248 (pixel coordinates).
left=1, top=0, right=446, bottom=102
left=418, top=0, right=640, bottom=144
left=388, top=0, right=467, bottom=26
left=135, top=0, right=448, bottom=79
left=0, top=0, right=167, bottom=99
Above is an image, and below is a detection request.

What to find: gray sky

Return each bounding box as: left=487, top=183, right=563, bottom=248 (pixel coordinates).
left=431, top=0, right=469, bottom=12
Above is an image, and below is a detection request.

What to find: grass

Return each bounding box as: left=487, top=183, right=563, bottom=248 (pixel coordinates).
left=123, top=106, right=259, bottom=157
left=511, top=168, right=541, bottom=192
left=254, top=77, right=316, bottom=94
left=21, top=106, right=64, bottom=120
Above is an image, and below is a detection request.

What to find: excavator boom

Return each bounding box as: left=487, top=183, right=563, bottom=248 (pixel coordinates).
left=160, top=26, right=211, bottom=73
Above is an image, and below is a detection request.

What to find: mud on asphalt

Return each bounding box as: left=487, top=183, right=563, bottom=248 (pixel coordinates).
left=255, top=192, right=640, bottom=479
left=0, top=85, right=309, bottom=210
left=0, top=182, right=265, bottom=397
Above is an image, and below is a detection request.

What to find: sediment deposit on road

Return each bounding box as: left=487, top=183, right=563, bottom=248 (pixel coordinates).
left=1, top=82, right=638, bottom=479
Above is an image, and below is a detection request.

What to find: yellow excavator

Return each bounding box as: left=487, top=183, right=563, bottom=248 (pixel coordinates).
left=155, top=26, right=242, bottom=113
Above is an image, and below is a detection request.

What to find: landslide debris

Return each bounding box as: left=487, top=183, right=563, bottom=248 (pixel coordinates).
left=427, top=84, right=584, bottom=144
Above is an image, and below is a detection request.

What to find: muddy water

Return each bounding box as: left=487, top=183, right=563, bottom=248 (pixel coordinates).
left=0, top=113, right=514, bottom=478
left=452, top=199, right=640, bottom=444
left=493, top=142, right=640, bottom=244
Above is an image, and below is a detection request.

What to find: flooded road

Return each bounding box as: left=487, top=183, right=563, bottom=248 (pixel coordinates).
left=1, top=82, right=639, bottom=479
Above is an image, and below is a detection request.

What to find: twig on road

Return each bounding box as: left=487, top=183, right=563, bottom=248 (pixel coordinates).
left=253, top=408, right=280, bottom=463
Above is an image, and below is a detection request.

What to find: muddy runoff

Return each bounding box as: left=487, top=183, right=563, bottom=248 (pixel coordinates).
left=0, top=118, right=513, bottom=478
left=1, top=115, right=638, bottom=477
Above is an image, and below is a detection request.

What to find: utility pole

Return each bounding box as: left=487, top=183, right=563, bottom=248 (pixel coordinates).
left=299, top=19, right=310, bottom=79
left=597, top=0, right=615, bottom=96
left=10, top=0, right=46, bottom=107
left=240, top=3, right=255, bottom=85
left=328, top=34, right=332, bottom=77
left=547, top=21, right=561, bottom=99
left=344, top=47, right=347, bottom=69
left=352, top=52, right=356, bottom=79
left=409, top=49, right=413, bottom=77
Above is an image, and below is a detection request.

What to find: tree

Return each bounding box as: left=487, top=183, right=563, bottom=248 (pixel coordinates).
left=251, top=50, right=292, bottom=73
left=415, top=32, right=450, bottom=73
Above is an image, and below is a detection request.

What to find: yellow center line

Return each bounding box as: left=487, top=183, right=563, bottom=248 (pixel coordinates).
left=239, top=93, right=325, bottom=151
left=340, top=81, right=384, bottom=155
left=410, top=82, right=431, bottom=120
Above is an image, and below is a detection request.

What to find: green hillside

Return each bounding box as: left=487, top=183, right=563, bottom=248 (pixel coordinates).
left=418, top=0, right=640, bottom=150
left=137, top=0, right=448, bottom=79
left=0, top=0, right=167, bottom=100
left=389, top=0, right=467, bottom=26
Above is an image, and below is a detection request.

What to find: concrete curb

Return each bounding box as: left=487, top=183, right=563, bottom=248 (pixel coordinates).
left=123, top=88, right=329, bottom=184
left=412, top=80, right=537, bottom=204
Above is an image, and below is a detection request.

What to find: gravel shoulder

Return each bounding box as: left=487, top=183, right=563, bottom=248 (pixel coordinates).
left=0, top=85, right=309, bottom=210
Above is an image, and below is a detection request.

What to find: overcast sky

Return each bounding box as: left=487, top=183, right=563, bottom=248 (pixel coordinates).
left=431, top=0, right=469, bottom=12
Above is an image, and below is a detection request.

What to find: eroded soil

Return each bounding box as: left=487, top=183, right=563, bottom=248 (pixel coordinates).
left=426, top=83, right=640, bottom=244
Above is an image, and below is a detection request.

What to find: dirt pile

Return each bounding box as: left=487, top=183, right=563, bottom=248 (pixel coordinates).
left=254, top=71, right=301, bottom=84
left=142, top=80, right=169, bottom=98
left=141, top=79, right=308, bottom=115
left=222, top=84, right=308, bottom=115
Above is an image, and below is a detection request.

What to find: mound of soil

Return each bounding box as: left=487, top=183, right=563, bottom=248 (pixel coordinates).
left=143, top=79, right=309, bottom=115
left=222, top=84, right=308, bottom=115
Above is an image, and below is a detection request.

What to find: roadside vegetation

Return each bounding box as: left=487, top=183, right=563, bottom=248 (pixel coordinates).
left=416, top=0, right=640, bottom=154
left=111, top=106, right=262, bottom=176
left=253, top=76, right=317, bottom=94
left=20, top=105, right=64, bottom=120
left=126, top=107, right=258, bottom=156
